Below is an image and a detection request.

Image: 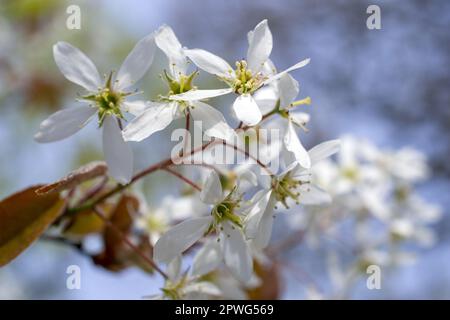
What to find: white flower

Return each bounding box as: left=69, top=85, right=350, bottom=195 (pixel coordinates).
left=154, top=170, right=254, bottom=283
left=147, top=255, right=221, bottom=300
left=35, top=35, right=156, bottom=184
left=257, top=73, right=313, bottom=169
left=245, top=140, right=340, bottom=249
left=122, top=25, right=235, bottom=143
left=135, top=193, right=209, bottom=245
left=182, top=20, right=310, bottom=126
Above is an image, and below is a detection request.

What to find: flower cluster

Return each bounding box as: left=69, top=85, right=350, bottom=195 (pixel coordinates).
left=287, top=136, right=442, bottom=298
left=33, top=19, right=341, bottom=298
left=32, top=19, right=439, bottom=300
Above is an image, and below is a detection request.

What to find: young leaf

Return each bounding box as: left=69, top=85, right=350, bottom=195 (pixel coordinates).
left=36, top=161, right=108, bottom=195
left=0, top=185, right=67, bottom=266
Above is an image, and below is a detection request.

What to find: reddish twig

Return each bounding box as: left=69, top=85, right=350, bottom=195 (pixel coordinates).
left=163, top=166, right=202, bottom=192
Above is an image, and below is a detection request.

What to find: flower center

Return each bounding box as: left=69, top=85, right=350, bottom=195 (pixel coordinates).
left=232, top=60, right=265, bottom=94
left=271, top=174, right=307, bottom=209
left=82, top=71, right=125, bottom=126
left=210, top=189, right=243, bottom=229
left=162, top=70, right=198, bottom=96
left=161, top=276, right=187, bottom=300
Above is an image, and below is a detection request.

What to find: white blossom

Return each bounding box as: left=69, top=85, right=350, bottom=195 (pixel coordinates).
left=35, top=35, right=157, bottom=184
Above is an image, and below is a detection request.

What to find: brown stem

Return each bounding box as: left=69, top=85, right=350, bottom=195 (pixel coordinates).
left=70, top=141, right=217, bottom=213
left=163, top=166, right=202, bottom=192
left=222, top=141, right=274, bottom=175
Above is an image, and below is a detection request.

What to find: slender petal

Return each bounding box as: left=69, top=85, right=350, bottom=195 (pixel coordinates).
left=190, top=101, right=235, bottom=141
left=183, top=282, right=222, bottom=297
left=115, top=33, right=156, bottom=91
left=308, top=139, right=341, bottom=164
left=169, top=88, right=233, bottom=101
left=122, top=102, right=177, bottom=142
left=102, top=116, right=133, bottom=184
left=200, top=170, right=223, bottom=204
left=284, top=119, right=311, bottom=168
left=247, top=20, right=273, bottom=73
left=53, top=42, right=102, bottom=92
left=252, top=85, right=278, bottom=114
left=221, top=222, right=253, bottom=283
left=263, top=58, right=311, bottom=85
left=34, top=106, right=96, bottom=143
left=191, top=239, right=222, bottom=277
left=154, top=217, right=213, bottom=263
left=185, top=49, right=233, bottom=79
left=244, top=189, right=273, bottom=239
left=166, top=255, right=182, bottom=281
left=298, top=185, right=332, bottom=205
left=232, top=94, right=262, bottom=126
left=290, top=111, right=310, bottom=127
left=251, top=194, right=277, bottom=249
left=122, top=100, right=149, bottom=116
left=155, top=25, right=188, bottom=79
left=278, top=74, right=299, bottom=108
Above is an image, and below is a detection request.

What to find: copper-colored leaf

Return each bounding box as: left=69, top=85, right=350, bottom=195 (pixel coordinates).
left=0, top=185, right=66, bottom=266
left=93, top=194, right=140, bottom=272
left=36, top=161, right=108, bottom=195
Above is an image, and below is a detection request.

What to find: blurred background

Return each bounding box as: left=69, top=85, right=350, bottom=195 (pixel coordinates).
left=0, top=0, right=449, bottom=299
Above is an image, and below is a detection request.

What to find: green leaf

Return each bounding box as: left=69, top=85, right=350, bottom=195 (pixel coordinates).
left=0, top=185, right=66, bottom=266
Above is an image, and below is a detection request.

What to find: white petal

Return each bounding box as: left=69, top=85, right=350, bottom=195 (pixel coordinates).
left=185, top=49, right=233, bottom=78
left=115, top=32, right=156, bottom=91
left=155, top=25, right=188, bottom=78
left=192, top=240, right=222, bottom=277
left=102, top=116, right=133, bottom=184
left=169, top=88, right=233, bottom=101
left=183, top=282, right=222, bottom=297
left=284, top=120, right=311, bottom=168
left=237, top=170, right=258, bottom=190
left=153, top=217, right=213, bottom=263
left=244, top=190, right=273, bottom=239
left=122, top=102, right=177, bottom=142
left=252, top=85, right=278, bottom=114
left=246, top=20, right=273, bottom=73
left=122, top=100, right=149, bottom=116
left=166, top=255, right=182, bottom=281
left=53, top=42, right=101, bottom=92
left=290, top=111, right=310, bottom=127
left=278, top=74, right=299, bottom=108
left=190, top=101, right=235, bottom=141
left=308, top=139, right=341, bottom=165
left=263, top=58, right=310, bottom=85
left=251, top=196, right=276, bottom=249
left=232, top=94, right=262, bottom=126
left=34, top=106, right=96, bottom=143
left=221, top=222, right=253, bottom=283
left=200, top=170, right=223, bottom=204
left=299, top=185, right=331, bottom=205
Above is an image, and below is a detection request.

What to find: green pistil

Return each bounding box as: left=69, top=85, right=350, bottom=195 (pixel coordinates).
left=232, top=60, right=265, bottom=94
left=210, top=190, right=243, bottom=228
left=163, top=70, right=198, bottom=96
left=161, top=275, right=188, bottom=300
left=271, top=174, right=304, bottom=209
left=82, top=71, right=126, bottom=127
